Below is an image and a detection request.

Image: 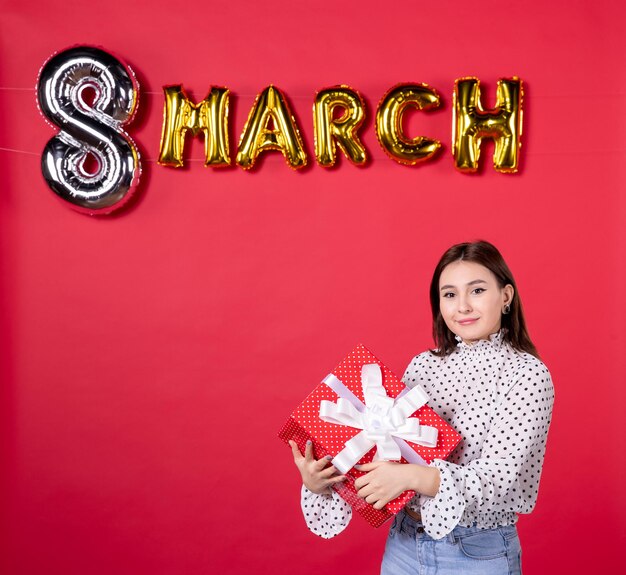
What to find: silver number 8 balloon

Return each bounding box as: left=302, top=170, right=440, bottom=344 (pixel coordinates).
left=37, top=46, right=141, bottom=214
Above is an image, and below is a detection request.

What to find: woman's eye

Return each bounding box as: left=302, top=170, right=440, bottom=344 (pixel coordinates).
left=442, top=292, right=455, bottom=298
left=472, top=288, right=485, bottom=294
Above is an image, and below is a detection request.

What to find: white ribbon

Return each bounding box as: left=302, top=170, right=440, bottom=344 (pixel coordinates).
left=319, top=364, right=438, bottom=474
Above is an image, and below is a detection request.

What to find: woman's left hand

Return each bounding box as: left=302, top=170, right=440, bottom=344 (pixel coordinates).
left=353, top=461, right=416, bottom=509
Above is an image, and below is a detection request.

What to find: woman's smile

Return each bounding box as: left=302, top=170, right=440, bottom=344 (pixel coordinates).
left=456, top=318, right=479, bottom=325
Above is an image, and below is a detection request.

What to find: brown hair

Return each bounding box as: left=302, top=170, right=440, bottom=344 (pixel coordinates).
left=429, top=240, right=538, bottom=358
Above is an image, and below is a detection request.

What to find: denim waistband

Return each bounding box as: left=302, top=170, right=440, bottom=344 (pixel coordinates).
left=395, top=508, right=517, bottom=543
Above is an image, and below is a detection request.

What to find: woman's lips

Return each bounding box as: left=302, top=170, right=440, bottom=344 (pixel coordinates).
left=457, top=318, right=479, bottom=325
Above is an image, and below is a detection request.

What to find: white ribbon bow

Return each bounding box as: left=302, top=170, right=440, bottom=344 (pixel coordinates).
left=319, top=364, right=438, bottom=474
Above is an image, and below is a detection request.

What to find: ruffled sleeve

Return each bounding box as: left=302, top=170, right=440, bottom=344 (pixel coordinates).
left=420, top=359, right=554, bottom=539
left=300, top=485, right=352, bottom=538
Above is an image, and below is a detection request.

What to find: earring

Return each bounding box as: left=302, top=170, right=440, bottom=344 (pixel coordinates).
left=503, top=304, right=511, bottom=315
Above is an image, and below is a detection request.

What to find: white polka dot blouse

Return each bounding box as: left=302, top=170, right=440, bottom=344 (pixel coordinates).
left=300, top=331, right=555, bottom=540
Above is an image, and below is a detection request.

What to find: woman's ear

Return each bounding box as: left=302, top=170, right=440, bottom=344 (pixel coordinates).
left=503, top=284, right=515, bottom=305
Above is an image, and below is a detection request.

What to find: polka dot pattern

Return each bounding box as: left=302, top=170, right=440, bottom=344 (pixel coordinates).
left=287, top=333, right=555, bottom=540
left=278, top=343, right=462, bottom=529
left=299, top=484, right=352, bottom=539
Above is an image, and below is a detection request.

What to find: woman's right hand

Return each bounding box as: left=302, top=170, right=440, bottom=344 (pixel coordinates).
left=289, top=439, right=346, bottom=495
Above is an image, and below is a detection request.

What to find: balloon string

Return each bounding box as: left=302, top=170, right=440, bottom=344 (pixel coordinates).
left=3, top=85, right=626, bottom=99
left=0, top=147, right=40, bottom=156
left=0, top=147, right=173, bottom=162
left=2, top=146, right=626, bottom=163
left=0, top=86, right=313, bottom=99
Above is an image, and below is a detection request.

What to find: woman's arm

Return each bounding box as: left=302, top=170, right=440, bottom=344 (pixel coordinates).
left=290, top=440, right=353, bottom=538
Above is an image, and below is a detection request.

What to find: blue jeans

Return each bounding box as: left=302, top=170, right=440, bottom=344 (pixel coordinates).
left=381, top=510, right=522, bottom=575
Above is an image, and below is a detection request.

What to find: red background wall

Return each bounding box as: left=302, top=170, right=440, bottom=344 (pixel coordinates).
left=1, top=1, right=625, bottom=573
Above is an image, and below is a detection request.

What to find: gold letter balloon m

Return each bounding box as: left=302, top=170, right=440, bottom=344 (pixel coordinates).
left=158, top=85, right=230, bottom=168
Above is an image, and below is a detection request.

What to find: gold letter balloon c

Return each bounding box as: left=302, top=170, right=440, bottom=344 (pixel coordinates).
left=375, top=84, right=441, bottom=165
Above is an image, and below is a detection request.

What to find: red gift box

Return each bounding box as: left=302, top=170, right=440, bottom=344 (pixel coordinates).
left=279, top=344, right=461, bottom=528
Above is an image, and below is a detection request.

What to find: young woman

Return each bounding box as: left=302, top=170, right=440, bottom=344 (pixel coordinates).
left=289, top=240, right=554, bottom=575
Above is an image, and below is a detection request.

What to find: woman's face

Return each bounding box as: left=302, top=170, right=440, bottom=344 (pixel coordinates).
left=438, top=260, right=514, bottom=344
